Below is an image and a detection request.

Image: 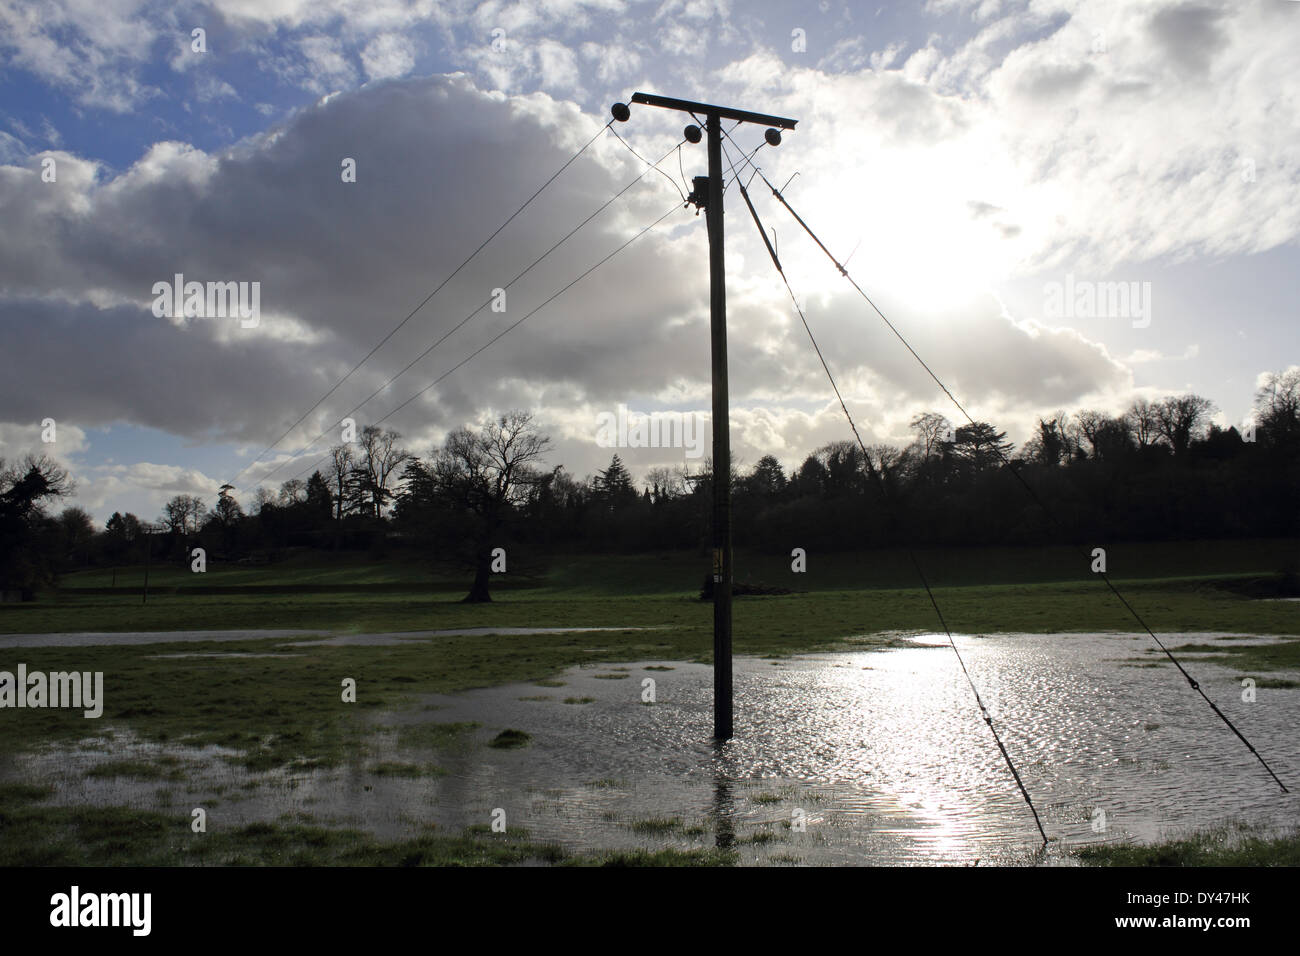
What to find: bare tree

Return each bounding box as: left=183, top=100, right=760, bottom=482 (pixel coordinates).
left=327, top=444, right=356, bottom=521
left=0, top=455, right=75, bottom=597
left=645, top=465, right=686, bottom=500
left=1125, top=397, right=1160, bottom=449
left=357, top=425, right=410, bottom=518
left=1254, top=368, right=1300, bottom=449
left=909, top=412, right=952, bottom=459
left=1153, top=394, right=1215, bottom=456
left=429, top=411, right=550, bottom=602
left=251, top=486, right=276, bottom=513
left=161, top=494, right=206, bottom=535
left=1075, top=409, right=1134, bottom=461
left=277, top=479, right=307, bottom=506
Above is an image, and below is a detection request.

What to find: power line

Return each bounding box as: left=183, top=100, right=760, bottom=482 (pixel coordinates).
left=229, top=119, right=613, bottom=488
left=285, top=199, right=687, bottom=483
left=608, top=125, right=685, bottom=202
left=721, top=129, right=1288, bottom=794
left=251, top=138, right=687, bottom=488
left=721, top=137, right=1050, bottom=846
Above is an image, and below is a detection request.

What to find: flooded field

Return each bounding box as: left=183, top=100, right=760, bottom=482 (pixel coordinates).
left=3, top=631, right=1297, bottom=865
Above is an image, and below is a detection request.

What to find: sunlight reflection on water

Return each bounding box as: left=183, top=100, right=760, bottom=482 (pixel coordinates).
left=4, top=632, right=1296, bottom=865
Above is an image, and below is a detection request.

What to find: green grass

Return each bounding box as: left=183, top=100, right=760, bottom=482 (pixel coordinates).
left=2, top=544, right=1296, bottom=867
left=85, top=756, right=192, bottom=782
left=395, top=721, right=480, bottom=751
left=1076, top=823, right=1300, bottom=866
left=627, top=816, right=683, bottom=834
left=6, top=575, right=1299, bottom=641
left=1160, top=637, right=1300, bottom=675
left=56, top=538, right=1300, bottom=592
left=13, top=540, right=1298, bottom=637
left=0, top=783, right=738, bottom=867
left=3, top=551, right=1297, bottom=777
left=574, top=848, right=735, bottom=867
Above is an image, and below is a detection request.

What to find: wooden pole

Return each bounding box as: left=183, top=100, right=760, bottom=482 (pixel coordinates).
left=705, top=111, right=733, bottom=740
left=617, top=93, right=797, bottom=741
left=141, top=530, right=150, bottom=605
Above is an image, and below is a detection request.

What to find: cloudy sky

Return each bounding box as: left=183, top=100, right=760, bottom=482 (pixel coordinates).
left=1, top=0, right=1297, bottom=523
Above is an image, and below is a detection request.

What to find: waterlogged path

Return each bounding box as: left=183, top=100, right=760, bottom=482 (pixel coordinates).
left=3, top=631, right=1297, bottom=864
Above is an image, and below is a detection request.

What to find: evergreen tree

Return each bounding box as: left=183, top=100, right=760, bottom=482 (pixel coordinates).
left=594, top=455, right=637, bottom=509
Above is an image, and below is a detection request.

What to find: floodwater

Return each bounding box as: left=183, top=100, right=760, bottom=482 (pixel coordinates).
left=3, top=631, right=1298, bottom=865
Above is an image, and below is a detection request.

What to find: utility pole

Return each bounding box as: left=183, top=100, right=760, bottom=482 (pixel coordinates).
left=141, top=527, right=151, bottom=606
left=613, top=93, right=797, bottom=740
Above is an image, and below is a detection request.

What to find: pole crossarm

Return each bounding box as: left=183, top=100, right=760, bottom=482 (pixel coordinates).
left=629, top=92, right=798, bottom=130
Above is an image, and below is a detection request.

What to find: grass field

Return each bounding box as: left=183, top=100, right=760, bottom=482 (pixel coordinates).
left=5, top=539, right=1298, bottom=638
left=1, top=540, right=1296, bottom=866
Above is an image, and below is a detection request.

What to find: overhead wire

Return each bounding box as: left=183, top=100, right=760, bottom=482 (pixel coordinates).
left=720, top=128, right=1288, bottom=794
left=229, top=119, right=615, bottom=488
left=286, top=199, right=687, bottom=482
left=721, top=137, right=1050, bottom=846
left=252, top=136, right=688, bottom=487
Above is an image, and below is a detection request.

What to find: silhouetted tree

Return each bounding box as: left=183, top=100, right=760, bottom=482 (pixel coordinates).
left=417, top=411, right=551, bottom=603
left=1154, top=394, right=1215, bottom=457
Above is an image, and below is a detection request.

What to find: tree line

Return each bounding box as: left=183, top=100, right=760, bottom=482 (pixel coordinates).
left=2, top=370, right=1296, bottom=601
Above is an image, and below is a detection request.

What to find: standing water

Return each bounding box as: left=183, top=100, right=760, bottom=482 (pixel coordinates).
left=3, top=631, right=1296, bottom=865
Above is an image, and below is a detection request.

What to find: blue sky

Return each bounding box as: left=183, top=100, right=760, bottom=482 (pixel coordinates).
left=1, top=0, right=1297, bottom=523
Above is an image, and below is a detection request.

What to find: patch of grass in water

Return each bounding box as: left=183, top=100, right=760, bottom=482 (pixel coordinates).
left=1251, top=677, right=1300, bottom=689
left=1076, top=823, right=1300, bottom=866
left=751, top=792, right=782, bottom=805
left=627, top=816, right=682, bottom=834
left=368, top=761, right=442, bottom=778
left=397, top=721, right=480, bottom=750
left=0, top=785, right=572, bottom=866
left=518, top=695, right=552, bottom=701
left=85, top=756, right=190, bottom=782
left=592, top=673, right=629, bottom=680
left=533, top=679, right=566, bottom=687
left=488, top=728, right=531, bottom=749
left=585, top=778, right=628, bottom=789
left=0, top=783, right=54, bottom=804
left=643, top=665, right=674, bottom=671
left=571, top=848, right=736, bottom=867
left=563, top=696, right=596, bottom=704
